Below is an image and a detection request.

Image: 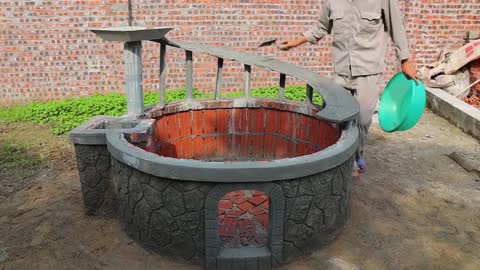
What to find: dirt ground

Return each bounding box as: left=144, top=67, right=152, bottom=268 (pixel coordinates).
left=0, top=111, right=479, bottom=270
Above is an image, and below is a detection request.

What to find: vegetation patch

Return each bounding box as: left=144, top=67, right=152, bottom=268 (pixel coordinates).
left=0, top=86, right=323, bottom=135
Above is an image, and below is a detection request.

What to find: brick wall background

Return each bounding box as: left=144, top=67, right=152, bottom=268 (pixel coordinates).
left=1, top=0, right=479, bottom=104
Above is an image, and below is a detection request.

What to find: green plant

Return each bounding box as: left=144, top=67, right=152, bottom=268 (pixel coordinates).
left=0, top=141, right=43, bottom=170
left=0, top=86, right=323, bottom=135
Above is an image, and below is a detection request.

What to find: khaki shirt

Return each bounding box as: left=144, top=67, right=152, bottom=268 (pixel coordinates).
left=303, top=0, right=410, bottom=77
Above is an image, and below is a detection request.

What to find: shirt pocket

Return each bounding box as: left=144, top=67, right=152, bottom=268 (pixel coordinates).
left=331, top=10, right=345, bottom=35
left=360, top=11, right=382, bottom=32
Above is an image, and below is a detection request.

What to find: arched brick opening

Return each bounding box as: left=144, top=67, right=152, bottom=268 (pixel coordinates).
left=205, top=183, right=284, bottom=270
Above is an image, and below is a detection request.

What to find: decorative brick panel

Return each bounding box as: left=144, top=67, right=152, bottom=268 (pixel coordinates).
left=218, top=190, right=270, bottom=248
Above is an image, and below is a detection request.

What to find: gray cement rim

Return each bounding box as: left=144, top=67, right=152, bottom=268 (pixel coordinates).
left=105, top=125, right=359, bottom=182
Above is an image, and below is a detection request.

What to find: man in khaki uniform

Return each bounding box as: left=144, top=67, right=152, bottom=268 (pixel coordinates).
left=280, top=0, right=417, bottom=179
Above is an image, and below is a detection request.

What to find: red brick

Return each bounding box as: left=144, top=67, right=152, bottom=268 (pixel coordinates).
left=156, top=117, right=169, bottom=142
left=240, top=135, right=251, bottom=159
left=259, top=200, right=269, bottom=210
left=305, top=143, right=315, bottom=156
left=170, top=141, right=179, bottom=158
left=252, top=190, right=266, bottom=196
left=179, top=112, right=192, bottom=137
left=263, top=135, right=276, bottom=159
left=238, top=219, right=256, bottom=237
left=193, top=136, right=204, bottom=159
left=250, top=108, right=265, bottom=133
left=216, top=109, right=230, bottom=133
left=216, top=135, right=229, bottom=158
left=158, top=143, right=168, bottom=156
left=255, top=213, right=269, bottom=228
left=287, top=140, right=295, bottom=158
left=218, top=217, right=238, bottom=238
left=218, top=200, right=233, bottom=209
left=297, top=143, right=308, bottom=156
left=265, top=110, right=278, bottom=134
left=275, top=137, right=287, bottom=159
left=192, top=110, right=204, bottom=135
left=203, top=109, right=216, bottom=135
left=230, top=194, right=249, bottom=205
left=233, top=108, right=246, bottom=133
left=231, top=135, right=242, bottom=160
left=203, top=136, right=216, bottom=159
left=237, top=201, right=254, bottom=212
left=250, top=135, right=264, bottom=159
left=298, top=115, right=311, bottom=141
left=278, top=111, right=290, bottom=136
left=183, top=138, right=194, bottom=159
left=309, top=119, right=319, bottom=144
left=169, top=114, right=181, bottom=140
left=225, top=209, right=245, bottom=217
left=248, top=196, right=267, bottom=206
left=228, top=190, right=245, bottom=197
left=249, top=205, right=268, bottom=216
left=318, top=121, right=331, bottom=149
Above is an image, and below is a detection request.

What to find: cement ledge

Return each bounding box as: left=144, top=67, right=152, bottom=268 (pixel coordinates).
left=426, top=87, right=480, bottom=140
left=106, top=125, right=359, bottom=182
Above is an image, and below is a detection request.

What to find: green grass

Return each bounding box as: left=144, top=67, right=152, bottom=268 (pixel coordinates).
left=0, top=85, right=323, bottom=135
left=0, top=141, right=43, bottom=170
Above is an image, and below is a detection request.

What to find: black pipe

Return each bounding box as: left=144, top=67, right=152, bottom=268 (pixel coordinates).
left=128, top=0, right=133, bottom=26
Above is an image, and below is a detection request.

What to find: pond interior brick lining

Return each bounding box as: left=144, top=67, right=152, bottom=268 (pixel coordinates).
left=140, top=106, right=342, bottom=161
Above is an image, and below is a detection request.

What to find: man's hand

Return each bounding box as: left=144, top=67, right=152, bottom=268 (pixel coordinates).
left=401, top=59, right=418, bottom=83
left=279, top=36, right=308, bottom=51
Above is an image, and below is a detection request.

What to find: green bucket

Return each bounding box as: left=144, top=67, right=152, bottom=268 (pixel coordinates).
left=378, top=72, right=426, bottom=132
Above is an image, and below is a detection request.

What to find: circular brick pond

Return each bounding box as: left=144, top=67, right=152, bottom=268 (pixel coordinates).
left=97, top=100, right=358, bottom=269
left=71, top=30, right=360, bottom=270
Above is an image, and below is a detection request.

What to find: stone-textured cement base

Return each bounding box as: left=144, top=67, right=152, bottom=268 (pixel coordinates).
left=426, top=87, right=480, bottom=140
left=74, top=144, right=117, bottom=216
left=110, top=155, right=353, bottom=269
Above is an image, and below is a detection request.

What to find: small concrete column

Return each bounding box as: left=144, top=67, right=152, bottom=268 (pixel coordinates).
left=124, top=41, right=144, bottom=117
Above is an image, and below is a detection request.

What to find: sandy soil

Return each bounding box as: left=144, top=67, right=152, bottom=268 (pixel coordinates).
left=0, top=111, right=479, bottom=270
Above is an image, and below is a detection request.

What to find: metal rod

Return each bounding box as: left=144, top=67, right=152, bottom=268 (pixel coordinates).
left=128, top=0, right=133, bottom=26
left=186, top=50, right=193, bottom=99
left=215, top=58, right=224, bottom=100
left=454, top=78, right=480, bottom=97
left=244, top=65, right=251, bottom=98
left=159, top=43, right=167, bottom=106
left=306, top=84, right=313, bottom=105
left=279, top=73, right=286, bottom=100
left=124, top=41, right=144, bottom=116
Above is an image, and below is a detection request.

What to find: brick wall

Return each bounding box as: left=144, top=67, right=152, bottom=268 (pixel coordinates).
left=1, top=0, right=479, bottom=104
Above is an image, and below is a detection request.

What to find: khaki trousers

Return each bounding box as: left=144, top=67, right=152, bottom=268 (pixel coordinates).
left=334, top=74, right=382, bottom=162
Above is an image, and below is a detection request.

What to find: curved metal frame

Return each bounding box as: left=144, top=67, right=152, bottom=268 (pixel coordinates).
left=153, top=39, right=359, bottom=124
